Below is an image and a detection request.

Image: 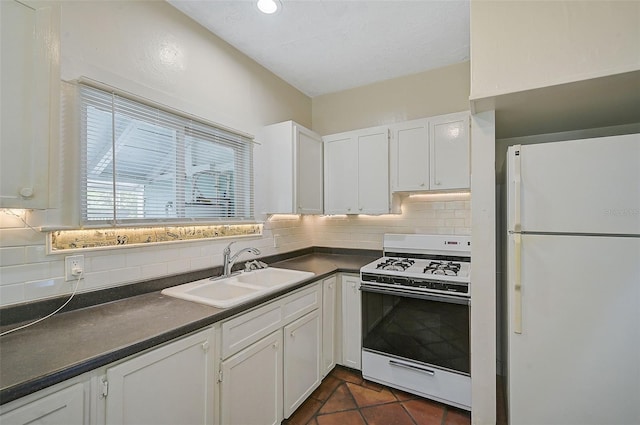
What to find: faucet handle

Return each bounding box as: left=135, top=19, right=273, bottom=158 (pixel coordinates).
left=224, top=241, right=235, bottom=254
left=244, top=260, right=258, bottom=272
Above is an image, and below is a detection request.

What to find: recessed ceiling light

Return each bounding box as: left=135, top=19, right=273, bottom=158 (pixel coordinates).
left=257, top=0, right=280, bottom=14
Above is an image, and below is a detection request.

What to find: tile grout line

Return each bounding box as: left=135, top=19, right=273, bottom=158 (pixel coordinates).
left=398, top=400, right=420, bottom=425
left=344, top=378, right=374, bottom=425
left=441, top=406, right=449, bottom=425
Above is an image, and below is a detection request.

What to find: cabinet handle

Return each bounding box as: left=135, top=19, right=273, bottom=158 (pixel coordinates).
left=389, top=359, right=435, bottom=376
left=273, top=342, right=279, bottom=349
left=290, top=331, right=295, bottom=338
left=513, top=233, right=523, bottom=334
left=435, top=181, right=441, bottom=186
left=329, top=283, right=334, bottom=289
left=359, top=207, right=363, bottom=211
left=19, top=187, right=34, bottom=198
left=420, top=182, right=425, bottom=187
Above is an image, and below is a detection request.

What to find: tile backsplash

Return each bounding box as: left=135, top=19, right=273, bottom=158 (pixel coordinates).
left=313, top=193, right=470, bottom=250
left=0, top=194, right=469, bottom=307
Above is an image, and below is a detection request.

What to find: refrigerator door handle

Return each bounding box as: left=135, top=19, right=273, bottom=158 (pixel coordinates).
left=514, top=233, right=523, bottom=334
left=512, top=146, right=522, bottom=232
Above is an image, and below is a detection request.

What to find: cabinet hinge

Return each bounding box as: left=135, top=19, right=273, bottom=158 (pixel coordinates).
left=101, top=379, right=109, bottom=398
left=217, top=370, right=223, bottom=383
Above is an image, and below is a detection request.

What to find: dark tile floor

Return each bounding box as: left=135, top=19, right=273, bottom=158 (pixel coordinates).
left=282, top=366, right=473, bottom=425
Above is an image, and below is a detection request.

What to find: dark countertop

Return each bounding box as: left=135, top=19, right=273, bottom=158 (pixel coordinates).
left=0, top=252, right=377, bottom=405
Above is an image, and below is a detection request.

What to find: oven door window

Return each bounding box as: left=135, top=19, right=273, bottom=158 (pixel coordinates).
left=362, top=290, right=470, bottom=375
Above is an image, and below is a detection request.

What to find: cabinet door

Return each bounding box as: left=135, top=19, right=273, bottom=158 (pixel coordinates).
left=105, top=328, right=215, bottom=425
left=295, top=125, right=323, bottom=214
left=324, top=135, right=358, bottom=214
left=341, top=275, right=362, bottom=370
left=0, top=0, right=58, bottom=209
left=390, top=119, right=430, bottom=191
left=283, top=310, right=322, bottom=418
left=322, top=276, right=337, bottom=377
left=430, top=112, right=470, bottom=190
left=357, top=128, right=389, bottom=213
left=221, top=331, right=283, bottom=425
left=0, top=383, right=85, bottom=425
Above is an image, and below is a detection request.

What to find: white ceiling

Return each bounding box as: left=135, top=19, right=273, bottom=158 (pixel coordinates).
left=168, top=0, right=470, bottom=97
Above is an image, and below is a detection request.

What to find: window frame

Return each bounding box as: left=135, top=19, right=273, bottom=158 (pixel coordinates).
left=78, top=81, right=255, bottom=227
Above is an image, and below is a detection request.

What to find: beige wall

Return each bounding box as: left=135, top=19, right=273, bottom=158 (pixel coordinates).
left=0, top=1, right=475, bottom=307
left=60, top=0, right=311, bottom=133
left=470, top=0, right=640, bottom=100
left=312, top=61, right=470, bottom=135
left=0, top=0, right=314, bottom=306
left=309, top=61, right=471, bottom=251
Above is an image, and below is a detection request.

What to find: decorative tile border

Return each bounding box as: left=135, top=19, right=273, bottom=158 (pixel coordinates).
left=50, top=224, right=263, bottom=252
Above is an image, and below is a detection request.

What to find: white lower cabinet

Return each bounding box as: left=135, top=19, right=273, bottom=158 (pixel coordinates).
left=220, top=331, right=283, bottom=425
left=218, top=282, right=322, bottom=424
left=0, top=381, right=87, bottom=425
left=321, top=276, right=337, bottom=377
left=283, top=310, right=321, bottom=418
left=341, top=274, right=362, bottom=370
left=104, top=327, right=215, bottom=425
left=3, top=276, right=352, bottom=425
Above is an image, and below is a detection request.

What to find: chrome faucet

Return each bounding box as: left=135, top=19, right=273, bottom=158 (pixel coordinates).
left=221, top=242, right=260, bottom=278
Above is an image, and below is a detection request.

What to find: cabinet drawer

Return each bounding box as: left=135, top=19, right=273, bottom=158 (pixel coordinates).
left=362, top=350, right=471, bottom=410
left=282, top=284, right=321, bottom=324
left=0, top=383, right=85, bottom=425
left=222, top=302, right=283, bottom=358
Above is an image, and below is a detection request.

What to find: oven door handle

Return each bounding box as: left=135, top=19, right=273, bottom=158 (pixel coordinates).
left=360, top=283, right=470, bottom=305
left=388, top=359, right=435, bottom=376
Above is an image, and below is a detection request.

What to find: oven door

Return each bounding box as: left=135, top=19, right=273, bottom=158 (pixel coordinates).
left=360, top=283, right=470, bottom=375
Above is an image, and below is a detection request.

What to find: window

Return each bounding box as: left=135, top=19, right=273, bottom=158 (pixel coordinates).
left=79, top=84, right=254, bottom=226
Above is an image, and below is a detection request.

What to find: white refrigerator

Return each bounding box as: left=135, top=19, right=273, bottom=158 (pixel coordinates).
left=506, top=133, right=640, bottom=425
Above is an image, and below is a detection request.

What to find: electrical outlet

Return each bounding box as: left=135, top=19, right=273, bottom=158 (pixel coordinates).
left=65, top=255, right=84, bottom=282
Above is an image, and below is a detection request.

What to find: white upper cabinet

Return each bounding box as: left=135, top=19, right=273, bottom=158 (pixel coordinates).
left=255, top=121, right=323, bottom=215
left=390, top=118, right=430, bottom=191
left=324, top=126, right=390, bottom=214
left=430, top=112, right=470, bottom=190
left=324, top=133, right=358, bottom=214
left=390, top=112, right=470, bottom=192
left=0, top=0, right=59, bottom=209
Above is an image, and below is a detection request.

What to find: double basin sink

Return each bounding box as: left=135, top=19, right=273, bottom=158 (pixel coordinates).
left=161, top=268, right=315, bottom=308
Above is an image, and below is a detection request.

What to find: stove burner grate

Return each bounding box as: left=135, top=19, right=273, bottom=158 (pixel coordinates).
left=424, top=261, right=461, bottom=276
left=376, top=258, right=415, bottom=271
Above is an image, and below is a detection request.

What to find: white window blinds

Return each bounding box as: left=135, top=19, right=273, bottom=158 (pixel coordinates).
left=79, top=84, right=254, bottom=226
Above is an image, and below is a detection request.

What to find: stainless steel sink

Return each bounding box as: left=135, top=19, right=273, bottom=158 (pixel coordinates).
left=161, top=268, right=315, bottom=308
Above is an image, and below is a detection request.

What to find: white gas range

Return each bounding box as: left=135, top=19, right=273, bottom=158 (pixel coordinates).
left=360, top=233, right=471, bottom=300
left=360, top=234, right=472, bottom=411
